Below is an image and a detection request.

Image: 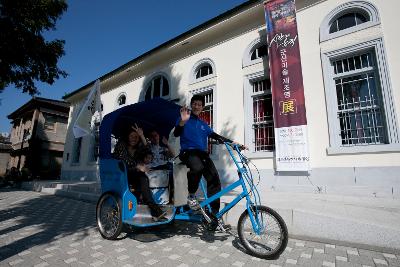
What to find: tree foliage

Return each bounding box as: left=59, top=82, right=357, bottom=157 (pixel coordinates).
left=0, top=0, right=68, bottom=95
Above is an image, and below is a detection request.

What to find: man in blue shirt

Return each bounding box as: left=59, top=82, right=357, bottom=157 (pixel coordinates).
left=174, top=95, right=239, bottom=216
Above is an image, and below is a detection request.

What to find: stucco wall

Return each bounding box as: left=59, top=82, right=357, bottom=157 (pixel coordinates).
left=61, top=0, right=400, bottom=196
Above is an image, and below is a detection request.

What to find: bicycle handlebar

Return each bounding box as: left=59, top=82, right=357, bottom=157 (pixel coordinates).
left=224, top=142, right=246, bottom=151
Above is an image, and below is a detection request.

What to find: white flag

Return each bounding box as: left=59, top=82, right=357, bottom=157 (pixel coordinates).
left=73, top=80, right=102, bottom=138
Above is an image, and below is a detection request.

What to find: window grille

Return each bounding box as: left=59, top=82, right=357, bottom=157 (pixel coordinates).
left=333, top=52, right=387, bottom=145
left=198, top=92, right=214, bottom=153
left=251, top=79, right=275, bottom=151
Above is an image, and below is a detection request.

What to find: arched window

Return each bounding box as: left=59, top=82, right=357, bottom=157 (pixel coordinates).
left=145, top=75, right=169, bottom=101
left=320, top=1, right=380, bottom=42
left=117, top=94, right=126, bottom=106
left=195, top=63, right=213, bottom=79
left=320, top=2, right=400, bottom=154
left=243, top=36, right=268, bottom=68
left=190, top=59, right=216, bottom=84
left=250, top=45, right=268, bottom=61
left=329, top=12, right=368, bottom=33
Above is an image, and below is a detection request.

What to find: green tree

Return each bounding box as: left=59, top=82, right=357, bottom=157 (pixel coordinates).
left=0, top=0, right=68, bottom=95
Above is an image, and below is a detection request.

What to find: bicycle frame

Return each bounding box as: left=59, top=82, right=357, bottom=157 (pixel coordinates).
left=175, top=143, right=264, bottom=234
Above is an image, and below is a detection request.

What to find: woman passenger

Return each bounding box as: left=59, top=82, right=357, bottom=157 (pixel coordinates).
left=112, top=124, right=167, bottom=221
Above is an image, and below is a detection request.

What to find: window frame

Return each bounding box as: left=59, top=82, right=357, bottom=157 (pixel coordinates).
left=43, top=113, right=57, bottom=132
left=244, top=70, right=275, bottom=159
left=242, top=36, right=269, bottom=68
left=320, top=1, right=380, bottom=42
left=115, top=92, right=127, bottom=108
left=71, top=137, right=82, bottom=165
left=321, top=39, right=400, bottom=154
left=190, top=58, right=216, bottom=84
left=143, top=73, right=171, bottom=101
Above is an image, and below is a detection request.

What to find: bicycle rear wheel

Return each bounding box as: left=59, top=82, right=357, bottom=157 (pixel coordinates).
left=237, top=205, right=288, bottom=259
left=96, top=192, right=123, bottom=240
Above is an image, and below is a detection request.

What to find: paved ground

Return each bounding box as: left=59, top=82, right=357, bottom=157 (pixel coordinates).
left=1, top=189, right=399, bottom=267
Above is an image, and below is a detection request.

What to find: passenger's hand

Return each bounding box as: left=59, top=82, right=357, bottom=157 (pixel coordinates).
left=180, top=106, right=190, bottom=123
left=161, top=136, right=168, bottom=145
left=132, top=123, right=144, bottom=137
left=136, top=164, right=150, bottom=173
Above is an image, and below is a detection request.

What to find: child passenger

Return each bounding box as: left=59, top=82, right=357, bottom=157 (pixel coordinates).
left=148, top=130, right=175, bottom=168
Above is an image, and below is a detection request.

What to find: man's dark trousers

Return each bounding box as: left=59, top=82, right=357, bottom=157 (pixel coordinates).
left=182, top=150, right=221, bottom=214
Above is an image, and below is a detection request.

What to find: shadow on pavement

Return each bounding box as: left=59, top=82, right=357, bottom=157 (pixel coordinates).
left=0, top=188, right=96, bottom=262
left=126, top=220, right=231, bottom=243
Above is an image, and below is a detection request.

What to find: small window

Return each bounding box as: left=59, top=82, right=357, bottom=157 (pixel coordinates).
left=117, top=94, right=126, bottom=106
left=72, top=137, right=82, bottom=164
left=145, top=75, right=169, bottom=101
left=251, top=79, right=275, bottom=151
left=329, top=12, right=368, bottom=33
left=44, top=114, right=56, bottom=131
left=195, top=64, right=213, bottom=79
left=251, top=45, right=268, bottom=61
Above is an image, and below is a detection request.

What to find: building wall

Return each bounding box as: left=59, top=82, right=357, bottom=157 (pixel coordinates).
left=62, top=0, right=400, bottom=197
left=0, top=151, right=10, bottom=176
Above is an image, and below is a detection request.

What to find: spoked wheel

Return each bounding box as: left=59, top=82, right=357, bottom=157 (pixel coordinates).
left=237, top=205, right=288, bottom=259
left=96, top=193, right=123, bottom=240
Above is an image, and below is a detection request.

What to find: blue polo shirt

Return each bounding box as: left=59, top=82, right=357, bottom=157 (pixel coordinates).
left=176, top=115, right=213, bottom=152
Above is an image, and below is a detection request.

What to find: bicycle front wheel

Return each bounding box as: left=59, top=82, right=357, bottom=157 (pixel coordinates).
left=237, top=205, right=288, bottom=259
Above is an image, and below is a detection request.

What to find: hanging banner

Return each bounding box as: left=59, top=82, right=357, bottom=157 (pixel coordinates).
left=264, top=0, right=310, bottom=171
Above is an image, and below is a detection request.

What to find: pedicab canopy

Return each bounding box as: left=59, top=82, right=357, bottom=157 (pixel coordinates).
left=99, top=98, right=181, bottom=159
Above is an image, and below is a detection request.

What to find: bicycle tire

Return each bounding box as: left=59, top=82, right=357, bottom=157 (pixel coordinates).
left=237, top=205, right=288, bottom=259
left=96, top=192, right=123, bottom=240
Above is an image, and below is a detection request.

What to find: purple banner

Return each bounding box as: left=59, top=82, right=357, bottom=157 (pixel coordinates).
left=264, top=0, right=310, bottom=171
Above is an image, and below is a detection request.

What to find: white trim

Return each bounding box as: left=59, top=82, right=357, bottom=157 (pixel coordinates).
left=327, top=144, right=400, bottom=155
left=189, top=58, right=217, bottom=84
left=320, top=1, right=380, bottom=42
left=321, top=38, right=399, bottom=151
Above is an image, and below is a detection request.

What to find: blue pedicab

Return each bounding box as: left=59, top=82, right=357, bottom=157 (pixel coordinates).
left=96, top=98, right=288, bottom=259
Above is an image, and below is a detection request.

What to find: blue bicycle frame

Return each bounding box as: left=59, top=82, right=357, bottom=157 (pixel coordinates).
left=175, top=142, right=264, bottom=234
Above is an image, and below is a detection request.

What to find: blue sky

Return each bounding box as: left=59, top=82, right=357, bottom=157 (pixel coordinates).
left=0, top=0, right=249, bottom=134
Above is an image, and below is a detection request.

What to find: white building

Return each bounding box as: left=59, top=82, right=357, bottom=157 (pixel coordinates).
left=62, top=0, right=400, bottom=199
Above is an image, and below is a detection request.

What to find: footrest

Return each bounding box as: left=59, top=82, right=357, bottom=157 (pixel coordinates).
left=129, top=204, right=175, bottom=226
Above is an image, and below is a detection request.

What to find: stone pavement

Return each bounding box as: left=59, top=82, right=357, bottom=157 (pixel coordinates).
left=1, top=189, right=400, bottom=267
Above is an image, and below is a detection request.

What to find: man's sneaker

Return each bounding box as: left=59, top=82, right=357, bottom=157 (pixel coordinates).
left=150, top=207, right=168, bottom=222
left=187, top=195, right=200, bottom=210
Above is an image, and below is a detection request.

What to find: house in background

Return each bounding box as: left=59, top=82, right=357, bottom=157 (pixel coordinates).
left=7, top=97, right=70, bottom=179
left=0, top=133, right=11, bottom=177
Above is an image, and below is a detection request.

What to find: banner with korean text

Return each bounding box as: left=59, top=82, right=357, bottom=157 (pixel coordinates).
left=264, top=0, right=310, bottom=171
